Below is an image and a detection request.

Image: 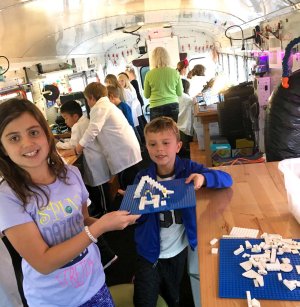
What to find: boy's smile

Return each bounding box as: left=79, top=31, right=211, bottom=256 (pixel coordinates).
left=146, top=129, right=182, bottom=176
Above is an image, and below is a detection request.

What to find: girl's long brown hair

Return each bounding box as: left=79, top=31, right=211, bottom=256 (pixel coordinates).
left=0, top=98, right=68, bottom=208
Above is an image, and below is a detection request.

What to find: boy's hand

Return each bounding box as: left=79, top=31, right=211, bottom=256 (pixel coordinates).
left=185, top=173, right=206, bottom=190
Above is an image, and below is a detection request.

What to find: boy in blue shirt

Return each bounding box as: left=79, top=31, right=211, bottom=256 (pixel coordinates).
left=107, top=85, right=135, bottom=128
left=133, top=116, right=233, bottom=307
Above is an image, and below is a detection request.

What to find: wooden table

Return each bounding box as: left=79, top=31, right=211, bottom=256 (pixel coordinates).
left=196, top=162, right=300, bottom=306
left=57, top=148, right=81, bottom=165
left=193, top=104, right=218, bottom=167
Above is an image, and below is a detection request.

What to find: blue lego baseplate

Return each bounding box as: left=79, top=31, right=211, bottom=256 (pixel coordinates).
left=119, top=178, right=196, bottom=214
left=219, top=238, right=300, bottom=301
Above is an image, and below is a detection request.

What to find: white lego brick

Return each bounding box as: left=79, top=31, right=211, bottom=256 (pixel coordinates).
left=281, top=257, right=291, bottom=264
left=296, top=265, right=300, bottom=274
left=210, top=238, right=218, bottom=246
left=278, top=273, right=282, bottom=281
left=242, top=270, right=260, bottom=279
left=277, top=248, right=284, bottom=255
left=258, top=269, right=267, bottom=275
left=211, top=248, right=218, bottom=254
left=256, top=275, right=264, bottom=287
left=280, top=263, right=293, bottom=272
left=240, top=260, right=252, bottom=271
left=251, top=298, right=261, bottom=307
left=251, top=245, right=261, bottom=253
left=234, top=245, right=244, bottom=255
left=266, top=259, right=281, bottom=271
left=246, top=291, right=252, bottom=307
left=283, top=279, right=297, bottom=291
left=270, top=248, right=277, bottom=263
left=229, top=227, right=259, bottom=238
left=245, top=240, right=252, bottom=249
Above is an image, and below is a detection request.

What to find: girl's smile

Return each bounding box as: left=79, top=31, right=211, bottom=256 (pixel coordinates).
left=1, top=112, right=50, bottom=178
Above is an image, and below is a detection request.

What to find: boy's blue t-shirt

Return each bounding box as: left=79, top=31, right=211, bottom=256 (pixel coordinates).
left=118, top=101, right=134, bottom=127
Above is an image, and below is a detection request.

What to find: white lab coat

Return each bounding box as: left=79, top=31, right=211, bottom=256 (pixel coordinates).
left=57, top=116, right=111, bottom=186
left=79, top=97, right=142, bottom=175
left=124, top=87, right=142, bottom=127
left=0, top=239, right=23, bottom=307
left=129, top=83, right=143, bottom=117
left=177, top=93, right=194, bottom=136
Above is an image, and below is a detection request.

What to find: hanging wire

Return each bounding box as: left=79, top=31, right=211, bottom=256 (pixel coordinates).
left=225, top=25, right=255, bottom=51
left=0, top=56, right=9, bottom=75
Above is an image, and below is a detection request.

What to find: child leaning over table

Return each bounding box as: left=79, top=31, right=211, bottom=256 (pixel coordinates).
left=75, top=82, right=142, bottom=190
left=56, top=100, right=112, bottom=216
left=132, top=116, right=233, bottom=307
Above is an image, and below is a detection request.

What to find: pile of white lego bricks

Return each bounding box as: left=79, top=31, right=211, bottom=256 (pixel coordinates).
left=210, top=227, right=300, bottom=307
left=233, top=232, right=300, bottom=291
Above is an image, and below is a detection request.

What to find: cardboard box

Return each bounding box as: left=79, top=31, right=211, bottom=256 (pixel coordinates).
left=231, top=147, right=254, bottom=158
left=235, top=138, right=254, bottom=148
left=210, top=136, right=231, bottom=160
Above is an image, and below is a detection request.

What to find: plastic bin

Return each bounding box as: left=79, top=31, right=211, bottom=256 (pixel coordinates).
left=278, top=158, right=300, bottom=224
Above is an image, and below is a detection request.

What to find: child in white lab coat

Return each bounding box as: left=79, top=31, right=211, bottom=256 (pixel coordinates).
left=75, top=82, right=142, bottom=190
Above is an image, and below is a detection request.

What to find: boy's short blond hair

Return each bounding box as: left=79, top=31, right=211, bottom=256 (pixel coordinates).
left=107, top=85, right=121, bottom=99
left=144, top=116, right=180, bottom=142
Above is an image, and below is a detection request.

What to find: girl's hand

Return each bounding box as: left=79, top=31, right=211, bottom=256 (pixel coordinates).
left=97, top=210, right=140, bottom=232
left=185, top=173, right=206, bottom=190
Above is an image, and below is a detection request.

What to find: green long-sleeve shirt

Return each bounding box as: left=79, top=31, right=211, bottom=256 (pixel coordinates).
left=143, top=67, right=183, bottom=108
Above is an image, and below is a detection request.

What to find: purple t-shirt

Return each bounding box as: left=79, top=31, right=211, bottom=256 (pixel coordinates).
left=0, top=165, right=105, bottom=307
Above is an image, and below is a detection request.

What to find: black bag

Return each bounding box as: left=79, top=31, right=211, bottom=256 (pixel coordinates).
left=218, top=82, right=259, bottom=148
left=265, top=69, right=300, bottom=161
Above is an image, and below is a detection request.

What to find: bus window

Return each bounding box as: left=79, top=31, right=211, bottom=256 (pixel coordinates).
left=140, top=66, right=150, bottom=89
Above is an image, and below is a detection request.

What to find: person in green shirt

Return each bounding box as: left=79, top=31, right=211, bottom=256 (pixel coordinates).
left=144, top=47, right=183, bottom=122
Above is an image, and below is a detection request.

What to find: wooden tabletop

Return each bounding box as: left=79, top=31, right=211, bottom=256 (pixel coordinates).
left=196, top=162, right=300, bottom=306
left=57, top=148, right=81, bottom=165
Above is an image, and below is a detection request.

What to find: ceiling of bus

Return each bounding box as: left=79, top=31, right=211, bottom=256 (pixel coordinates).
left=1, top=0, right=300, bottom=63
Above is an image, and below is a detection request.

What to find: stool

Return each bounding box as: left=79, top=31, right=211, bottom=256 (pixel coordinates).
left=109, top=283, right=167, bottom=307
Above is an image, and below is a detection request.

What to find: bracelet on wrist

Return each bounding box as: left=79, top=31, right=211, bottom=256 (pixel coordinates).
left=84, top=226, right=98, bottom=243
